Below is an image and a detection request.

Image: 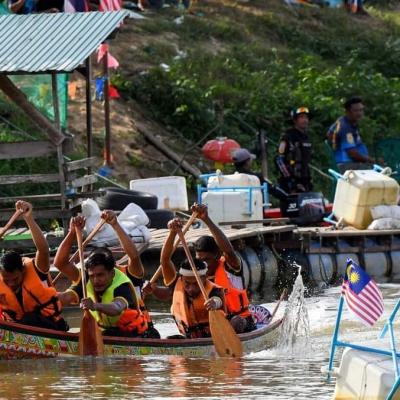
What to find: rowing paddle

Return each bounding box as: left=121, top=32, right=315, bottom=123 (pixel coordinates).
left=0, top=209, right=23, bottom=240
left=76, top=226, right=104, bottom=356
left=176, top=228, right=243, bottom=358
left=144, top=212, right=198, bottom=294
left=53, top=219, right=107, bottom=285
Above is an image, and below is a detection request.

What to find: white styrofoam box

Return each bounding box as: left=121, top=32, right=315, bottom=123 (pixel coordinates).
left=207, top=172, right=261, bottom=189
left=130, top=176, right=188, bottom=211
left=333, top=170, right=399, bottom=229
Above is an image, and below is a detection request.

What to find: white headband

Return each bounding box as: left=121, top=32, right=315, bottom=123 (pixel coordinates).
left=179, top=267, right=208, bottom=277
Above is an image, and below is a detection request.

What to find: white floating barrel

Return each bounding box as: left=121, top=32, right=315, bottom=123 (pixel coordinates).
left=363, top=239, right=389, bottom=283
left=391, top=251, right=400, bottom=282
left=307, top=253, right=335, bottom=286
left=257, top=245, right=279, bottom=288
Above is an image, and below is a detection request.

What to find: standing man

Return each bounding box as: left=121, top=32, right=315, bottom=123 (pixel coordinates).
left=275, top=106, right=313, bottom=194
left=327, top=97, right=375, bottom=173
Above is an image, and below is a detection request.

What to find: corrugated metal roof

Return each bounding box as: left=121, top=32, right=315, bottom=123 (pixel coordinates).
left=0, top=11, right=131, bottom=73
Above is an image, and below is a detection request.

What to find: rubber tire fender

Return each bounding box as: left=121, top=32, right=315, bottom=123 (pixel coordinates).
left=97, top=188, right=158, bottom=211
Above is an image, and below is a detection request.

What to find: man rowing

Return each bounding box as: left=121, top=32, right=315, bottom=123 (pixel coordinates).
left=55, top=212, right=159, bottom=338
left=0, top=201, right=68, bottom=331
left=161, top=218, right=227, bottom=338
left=145, top=204, right=256, bottom=334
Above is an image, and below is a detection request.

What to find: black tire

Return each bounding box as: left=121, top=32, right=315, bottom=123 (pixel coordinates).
left=97, top=188, right=158, bottom=211
left=145, top=209, right=175, bottom=229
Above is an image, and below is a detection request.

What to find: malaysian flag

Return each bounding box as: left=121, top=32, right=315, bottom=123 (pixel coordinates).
left=341, top=258, right=384, bottom=326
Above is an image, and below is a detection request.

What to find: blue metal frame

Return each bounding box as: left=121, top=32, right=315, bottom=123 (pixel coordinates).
left=326, top=297, right=400, bottom=400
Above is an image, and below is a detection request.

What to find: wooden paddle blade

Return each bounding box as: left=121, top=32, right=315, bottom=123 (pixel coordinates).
left=78, top=310, right=104, bottom=356
left=209, top=310, right=243, bottom=358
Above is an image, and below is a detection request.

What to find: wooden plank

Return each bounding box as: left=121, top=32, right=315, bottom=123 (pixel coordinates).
left=0, top=174, right=60, bottom=185
left=6, top=228, right=27, bottom=236
left=295, top=227, right=400, bottom=237
left=0, top=194, right=62, bottom=204
left=219, top=218, right=290, bottom=226
left=65, top=157, right=99, bottom=172
left=68, top=174, right=98, bottom=189
left=66, top=191, right=104, bottom=199
left=0, top=235, right=64, bottom=249
left=0, top=208, right=73, bottom=221
left=0, top=141, right=57, bottom=160
left=145, top=225, right=297, bottom=252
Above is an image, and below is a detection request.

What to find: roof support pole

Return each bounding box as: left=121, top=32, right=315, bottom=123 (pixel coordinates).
left=51, top=73, right=67, bottom=231
left=0, top=74, right=65, bottom=146
left=103, top=46, right=112, bottom=167
left=85, top=57, right=93, bottom=160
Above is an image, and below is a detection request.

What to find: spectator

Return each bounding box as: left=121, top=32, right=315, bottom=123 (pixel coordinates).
left=9, top=0, right=63, bottom=14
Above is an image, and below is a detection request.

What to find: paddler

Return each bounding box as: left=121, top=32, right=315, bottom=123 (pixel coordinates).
left=55, top=212, right=159, bottom=338
left=0, top=201, right=68, bottom=331
left=161, top=218, right=226, bottom=339
left=145, top=204, right=256, bottom=334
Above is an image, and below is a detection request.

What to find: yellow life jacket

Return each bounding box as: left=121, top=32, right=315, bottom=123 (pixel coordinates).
left=86, top=268, right=147, bottom=334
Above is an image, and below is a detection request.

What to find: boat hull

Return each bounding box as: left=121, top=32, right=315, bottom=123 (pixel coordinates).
left=0, top=318, right=282, bottom=359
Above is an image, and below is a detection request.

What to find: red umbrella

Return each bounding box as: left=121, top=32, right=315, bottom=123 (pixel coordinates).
left=202, top=137, right=240, bottom=164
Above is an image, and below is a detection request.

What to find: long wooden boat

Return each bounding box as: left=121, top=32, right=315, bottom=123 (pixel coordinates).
left=0, top=317, right=283, bottom=359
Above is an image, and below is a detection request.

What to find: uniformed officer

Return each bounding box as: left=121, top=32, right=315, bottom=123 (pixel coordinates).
left=327, top=97, right=374, bottom=174
left=275, top=106, right=313, bottom=194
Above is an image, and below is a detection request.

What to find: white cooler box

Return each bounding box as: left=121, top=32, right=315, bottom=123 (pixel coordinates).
left=130, top=176, right=188, bottom=210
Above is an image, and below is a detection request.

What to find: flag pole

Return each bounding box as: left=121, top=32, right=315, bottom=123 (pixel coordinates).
left=327, top=295, right=344, bottom=382
left=379, top=299, right=400, bottom=394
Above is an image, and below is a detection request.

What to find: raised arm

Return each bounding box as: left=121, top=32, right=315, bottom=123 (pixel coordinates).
left=191, top=203, right=240, bottom=271
left=53, top=216, right=85, bottom=282
left=102, top=210, right=144, bottom=279
left=16, top=201, right=50, bottom=273
left=160, top=219, right=182, bottom=286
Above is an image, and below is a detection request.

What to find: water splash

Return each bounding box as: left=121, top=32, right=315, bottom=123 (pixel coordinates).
left=277, top=262, right=311, bottom=352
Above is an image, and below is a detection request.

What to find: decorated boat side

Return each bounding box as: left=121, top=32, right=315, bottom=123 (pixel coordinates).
left=0, top=318, right=283, bottom=360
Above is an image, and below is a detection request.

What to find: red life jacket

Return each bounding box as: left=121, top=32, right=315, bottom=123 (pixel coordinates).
left=214, top=257, right=251, bottom=319
left=0, top=258, right=62, bottom=322
left=171, top=277, right=220, bottom=338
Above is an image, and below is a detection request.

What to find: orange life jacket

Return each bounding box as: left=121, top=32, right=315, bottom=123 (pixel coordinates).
left=0, top=258, right=62, bottom=322
left=214, top=257, right=251, bottom=319
left=116, top=265, right=153, bottom=326
left=171, top=277, right=220, bottom=338
left=117, top=309, right=148, bottom=334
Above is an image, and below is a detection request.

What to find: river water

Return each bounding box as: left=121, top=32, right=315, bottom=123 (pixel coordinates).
left=0, top=284, right=399, bottom=400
